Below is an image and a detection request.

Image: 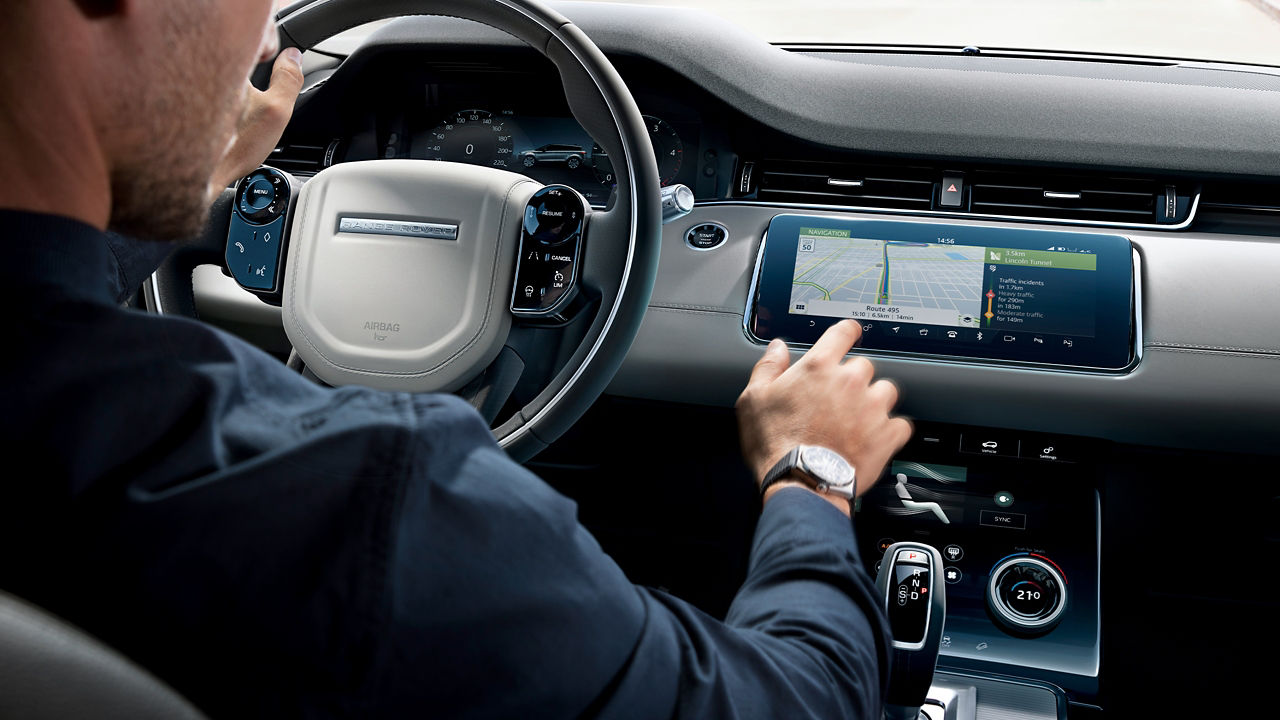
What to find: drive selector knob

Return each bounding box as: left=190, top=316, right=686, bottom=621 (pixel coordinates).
left=987, top=554, right=1067, bottom=636
left=875, top=543, right=946, bottom=720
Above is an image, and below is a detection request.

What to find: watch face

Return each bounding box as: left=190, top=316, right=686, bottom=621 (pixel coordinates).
left=801, top=446, right=855, bottom=489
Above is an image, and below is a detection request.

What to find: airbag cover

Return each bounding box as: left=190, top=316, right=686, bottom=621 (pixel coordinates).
left=283, top=160, right=539, bottom=392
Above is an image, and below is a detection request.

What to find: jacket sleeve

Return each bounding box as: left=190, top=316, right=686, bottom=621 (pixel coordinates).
left=376, top=395, right=890, bottom=720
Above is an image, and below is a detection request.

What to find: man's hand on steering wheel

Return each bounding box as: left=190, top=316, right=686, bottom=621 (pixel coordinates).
left=211, top=48, right=305, bottom=193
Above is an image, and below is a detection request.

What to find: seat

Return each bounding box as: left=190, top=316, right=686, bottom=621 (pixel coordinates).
left=0, top=591, right=205, bottom=719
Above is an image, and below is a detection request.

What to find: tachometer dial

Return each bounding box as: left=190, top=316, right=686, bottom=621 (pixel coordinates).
left=590, top=115, right=684, bottom=187
left=420, top=109, right=515, bottom=169
left=646, top=116, right=684, bottom=186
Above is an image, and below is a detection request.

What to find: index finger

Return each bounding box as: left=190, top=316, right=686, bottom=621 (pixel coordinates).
left=801, top=319, right=863, bottom=365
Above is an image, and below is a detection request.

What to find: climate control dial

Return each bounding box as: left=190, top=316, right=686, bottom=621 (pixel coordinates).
left=986, top=554, right=1067, bottom=636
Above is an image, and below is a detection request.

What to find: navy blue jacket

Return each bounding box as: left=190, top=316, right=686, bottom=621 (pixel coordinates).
left=0, top=210, right=890, bottom=719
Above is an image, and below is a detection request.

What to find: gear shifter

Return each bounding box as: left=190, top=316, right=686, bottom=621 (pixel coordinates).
left=875, top=542, right=946, bottom=720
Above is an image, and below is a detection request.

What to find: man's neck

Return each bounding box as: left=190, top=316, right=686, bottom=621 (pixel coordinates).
left=0, top=11, right=112, bottom=229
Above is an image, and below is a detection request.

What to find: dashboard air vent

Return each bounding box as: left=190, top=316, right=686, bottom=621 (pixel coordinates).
left=269, top=140, right=339, bottom=178
left=969, top=171, right=1176, bottom=224
left=1198, top=181, right=1280, bottom=216
left=753, top=159, right=935, bottom=211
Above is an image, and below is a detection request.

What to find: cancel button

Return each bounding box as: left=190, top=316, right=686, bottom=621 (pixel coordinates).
left=979, top=510, right=1027, bottom=530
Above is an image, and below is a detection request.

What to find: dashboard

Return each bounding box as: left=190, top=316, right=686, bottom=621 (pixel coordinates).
left=193, top=4, right=1280, bottom=716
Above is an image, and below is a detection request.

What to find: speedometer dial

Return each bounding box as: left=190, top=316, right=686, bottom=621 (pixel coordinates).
left=420, top=109, right=515, bottom=169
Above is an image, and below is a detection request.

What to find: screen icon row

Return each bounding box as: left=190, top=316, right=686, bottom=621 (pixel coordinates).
left=858, top=322, right=1077, bottom=350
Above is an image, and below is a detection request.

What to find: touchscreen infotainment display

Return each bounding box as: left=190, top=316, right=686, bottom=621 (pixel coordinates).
left=749, top=216, right=1136, bottom=371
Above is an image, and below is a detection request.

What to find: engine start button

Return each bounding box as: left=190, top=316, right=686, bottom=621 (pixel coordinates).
left=685, top=222, right=728, bottom=250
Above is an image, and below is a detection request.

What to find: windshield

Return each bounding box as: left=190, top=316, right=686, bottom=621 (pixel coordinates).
left=595, top=0, right=1280, bottom=67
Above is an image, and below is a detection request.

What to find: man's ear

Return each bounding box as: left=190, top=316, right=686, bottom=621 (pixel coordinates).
left=72, top=0, right=126, bottom=20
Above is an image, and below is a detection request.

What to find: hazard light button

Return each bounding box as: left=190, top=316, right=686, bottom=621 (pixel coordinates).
left=939, top=174, right=965, bottom=208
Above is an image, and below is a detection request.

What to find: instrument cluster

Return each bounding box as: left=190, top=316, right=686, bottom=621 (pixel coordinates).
left=409, top=108, right=693, bottom=206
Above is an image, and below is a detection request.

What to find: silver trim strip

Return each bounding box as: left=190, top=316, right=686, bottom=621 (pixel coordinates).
left=780, top=42, right=1280, bottom=74
left=143, top=274, right=164, bottom=314
left=704, top=193, right=1201, bottom=231
left=828, top=178, right=865, bottom=188
left=1043, top=191, right=1082, bottom=200
left=741, top=214, right=1144, bottom=375
left=1092, top=488, right=1102, bottom=677
left=338, top=217, right=458, bottom=240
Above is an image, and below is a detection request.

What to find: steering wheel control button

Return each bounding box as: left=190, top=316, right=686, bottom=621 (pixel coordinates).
left=523, top=186, right=585, bottom=246
left=226, top=167, right=296, bottom=298
left=994, top=490, right=1016, bottom=508
left=979, top=509, right=1026, bottom=530
left=987, top=555, right=1067, bottom=636
left=942, top=544, right=964, bottom=562
left=244, top=178, right=274, bottom=210
left=236, top=168, right=290, bottom=225
left=960, top=432, right=1019, bottom=457
left=944, top=567, right=962, bottom=584
left=512, top=185, right=588, bottom=317
left=686, top=222, right=728, bottom=251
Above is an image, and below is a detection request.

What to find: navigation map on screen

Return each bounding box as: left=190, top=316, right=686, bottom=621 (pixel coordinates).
left=788, top=226, right=1098, bottom=338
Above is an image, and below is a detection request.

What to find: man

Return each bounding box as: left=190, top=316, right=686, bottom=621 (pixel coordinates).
left=0, top=1, right=912, bottom=717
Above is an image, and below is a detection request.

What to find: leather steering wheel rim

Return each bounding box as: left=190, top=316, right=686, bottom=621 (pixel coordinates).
left=149, top=0, right=662, bottom=463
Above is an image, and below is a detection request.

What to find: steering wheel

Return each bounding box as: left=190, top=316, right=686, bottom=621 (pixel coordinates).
left=149, top=0, right=662, bottom=462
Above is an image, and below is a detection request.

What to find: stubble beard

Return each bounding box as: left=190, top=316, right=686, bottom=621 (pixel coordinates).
left=106, top=5, right=249, bottom=243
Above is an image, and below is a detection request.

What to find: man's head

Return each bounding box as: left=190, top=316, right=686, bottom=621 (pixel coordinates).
left=0, top=0, right=285, bottom=240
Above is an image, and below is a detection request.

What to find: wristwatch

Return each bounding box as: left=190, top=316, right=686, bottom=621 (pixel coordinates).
left=760, top=445, right=857, bottom=501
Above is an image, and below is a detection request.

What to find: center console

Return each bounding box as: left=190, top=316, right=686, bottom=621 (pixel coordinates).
left=858, top=423, right=1104, bottom=712
left=741, top=214, right=1118, bottom=712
